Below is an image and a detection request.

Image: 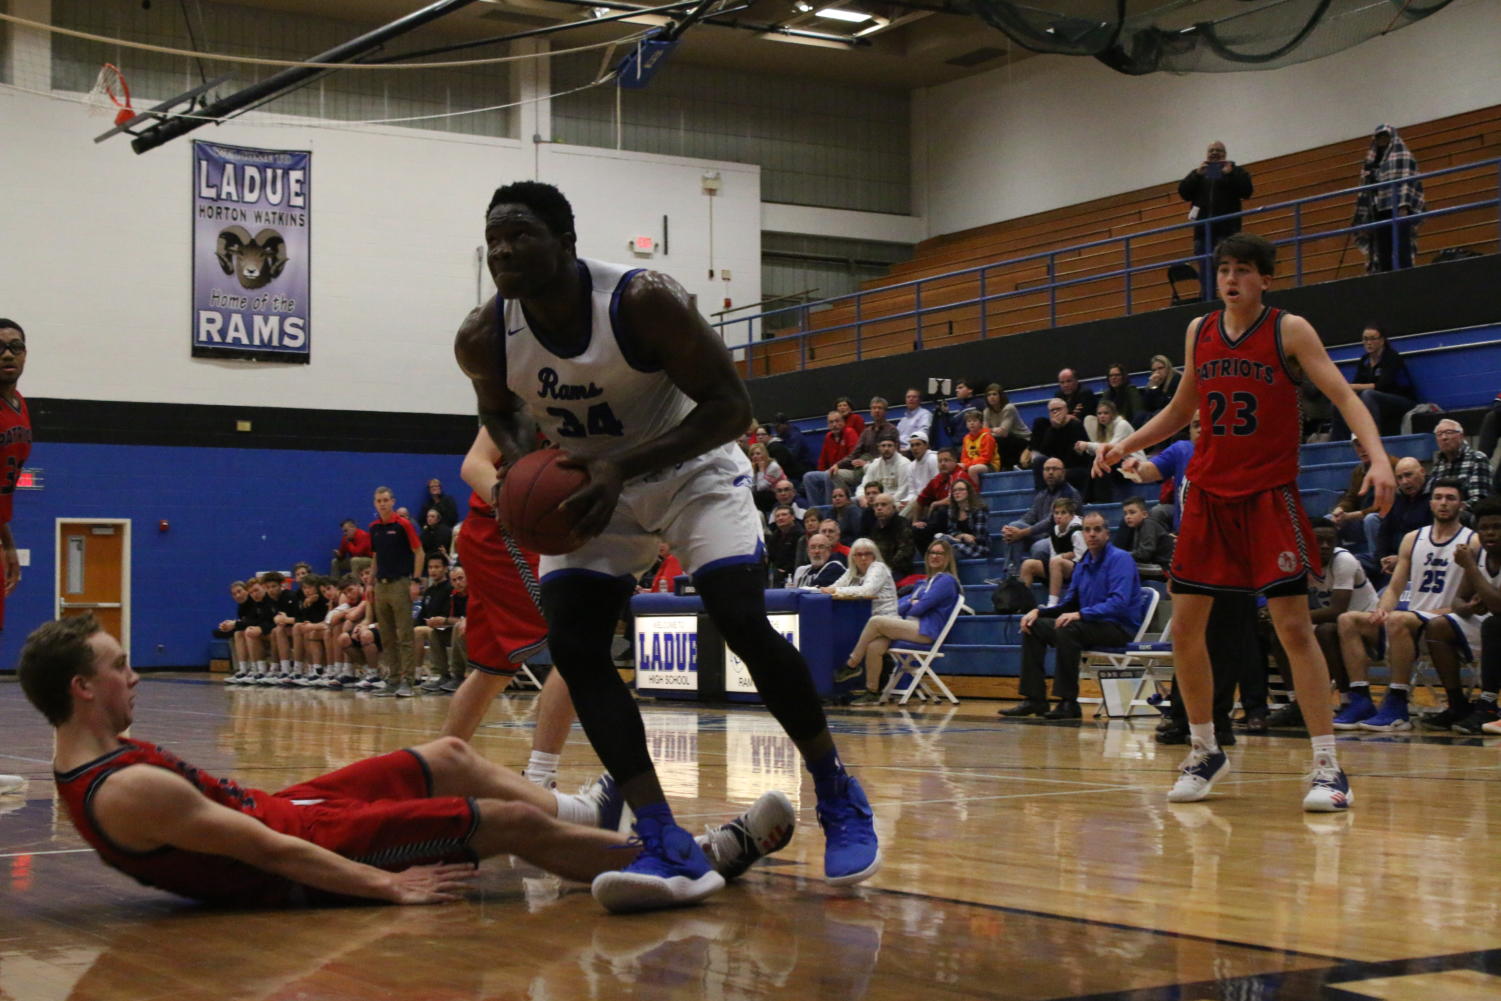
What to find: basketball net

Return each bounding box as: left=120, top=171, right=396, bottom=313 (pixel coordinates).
left=86, top=63, right=136, bottom=127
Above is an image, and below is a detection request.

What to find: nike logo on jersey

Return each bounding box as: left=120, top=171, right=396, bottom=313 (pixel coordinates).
left=537, top=367, right=605, bottom=401
left=506, top=326, right=526, bottom=337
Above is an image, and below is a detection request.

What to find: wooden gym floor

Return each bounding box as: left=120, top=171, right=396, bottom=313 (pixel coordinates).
left=3, top=676, right=1501, bottom=1001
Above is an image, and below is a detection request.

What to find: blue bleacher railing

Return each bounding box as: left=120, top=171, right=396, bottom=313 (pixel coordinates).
left=722, top=156, right=1501, bottom=379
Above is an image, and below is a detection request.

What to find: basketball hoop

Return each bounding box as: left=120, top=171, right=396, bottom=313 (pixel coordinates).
left=87, top=63, right=136, bottom=128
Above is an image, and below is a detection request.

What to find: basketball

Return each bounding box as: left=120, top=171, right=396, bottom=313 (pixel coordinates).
left=498, top=449, right=590, bottom=555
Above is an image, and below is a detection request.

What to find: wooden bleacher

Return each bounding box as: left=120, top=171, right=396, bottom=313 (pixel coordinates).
left=753, top=103, right=1501, bottom=377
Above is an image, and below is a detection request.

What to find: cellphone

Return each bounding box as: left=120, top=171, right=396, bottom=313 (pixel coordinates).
left=1205, top=161, right=1224, bottom=180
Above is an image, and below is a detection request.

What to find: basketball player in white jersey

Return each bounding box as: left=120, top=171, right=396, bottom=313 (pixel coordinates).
left=453, top=181, right=878, bottom=914
left=1336, top=479, right=1476, bottom=731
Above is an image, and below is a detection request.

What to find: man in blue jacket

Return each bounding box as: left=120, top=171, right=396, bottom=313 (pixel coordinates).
left=1003, top=511, right=1143, bottom=719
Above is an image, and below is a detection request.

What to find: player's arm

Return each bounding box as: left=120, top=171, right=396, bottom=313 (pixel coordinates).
left=93, top=766, right=475, bottom=905
left=0, top=522, right=19, bottom=595
left=1450, top=536, right=1500, bottom=614
left=1375, top=530, right=1418, bottom=618
left=460, top=427, right=504, bottom=512
left=1282, top=315, right=1395, bottom=514
left=454, top=301, right=539, bottom=476
left=561, top=271, right=754, bottom=540
left=1124, top=456, right=1163, bottom=484
left=1097, top=318, right=1202, bottom=474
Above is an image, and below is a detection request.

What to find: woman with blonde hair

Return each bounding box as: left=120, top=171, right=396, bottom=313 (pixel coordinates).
left=820, top=538, right=898, bottom=617
left=1141, top=354, right=1180, bottom=418
left=1076, top=399, right=1139, bottom=501
left=836, top=539, right=962, bottom=704
left=747, top=442, right=784, bottom=512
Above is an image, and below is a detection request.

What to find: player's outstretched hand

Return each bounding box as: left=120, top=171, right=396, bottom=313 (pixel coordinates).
left=385, top=862, right=478, bottom=905
left=557, top=454, right=625, bottom=543
left=1093, top=443, right=1122, bottom=479
left=1361, top=461, right=1397, bottom=516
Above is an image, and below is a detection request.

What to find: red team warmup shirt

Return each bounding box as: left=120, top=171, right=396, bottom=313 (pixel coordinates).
left=55, top=739, right=478, bottom=906
left=1171, top=307, right=1321, bottom=593
left=0, top=390, right=31, bottom=629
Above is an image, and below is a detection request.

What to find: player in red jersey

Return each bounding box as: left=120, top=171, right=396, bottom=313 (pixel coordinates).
left=18, top=614, right=793, bottom=906
left=0, top=318, right=30, bottom=797
left=439, top=426, right=577, bottom=790
left=1098, top=233, right=1394, bottom=811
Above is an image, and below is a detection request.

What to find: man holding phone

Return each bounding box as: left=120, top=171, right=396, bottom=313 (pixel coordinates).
left=1178, top=141, right=1254, bottom=298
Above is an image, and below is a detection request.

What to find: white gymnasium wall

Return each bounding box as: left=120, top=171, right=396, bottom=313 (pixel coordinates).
left=912, top=0, right=1501, bottom=238
left=0, top=86, right=760, bottom=412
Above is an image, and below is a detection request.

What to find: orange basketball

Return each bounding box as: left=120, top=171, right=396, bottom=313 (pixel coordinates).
left=498, top=450, right=590, bottom=555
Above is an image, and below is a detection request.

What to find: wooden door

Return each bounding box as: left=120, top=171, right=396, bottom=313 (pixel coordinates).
left=57, top=521, right=127, bottom=642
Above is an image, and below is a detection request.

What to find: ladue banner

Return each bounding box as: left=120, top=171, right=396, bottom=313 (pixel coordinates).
left=191, top=141, right=310, bottom=363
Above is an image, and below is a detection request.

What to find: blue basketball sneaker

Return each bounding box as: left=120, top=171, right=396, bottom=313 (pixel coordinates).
left=1332, top=691, right=1377, bottom=730
left=1357, top=690, right=1411, bottom=732
left=816, top=772, right=881, bottom=886
left=1302, top=758, right=1353, bottom=812
left=1167, top=742, right=1231, bottom=802
left=591, top=813, right=725, bottom=914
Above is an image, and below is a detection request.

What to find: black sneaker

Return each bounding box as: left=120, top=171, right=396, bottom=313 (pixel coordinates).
left=1453, top=702, right=1501, bottom=735
left=1421, top=703, right=1472, bottom=731
left=1265, top=702, right=1305, bottom=729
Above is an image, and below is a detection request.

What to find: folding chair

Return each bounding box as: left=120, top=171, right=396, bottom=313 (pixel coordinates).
left=1078, top=587, right=1167, bottom=718
left=878, top=600, right=969, bottom=706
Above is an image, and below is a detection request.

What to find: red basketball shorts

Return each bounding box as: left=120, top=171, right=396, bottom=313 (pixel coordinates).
left=274, top=749, right=479, bottom=871
left=462, top=508, right=548, bottom=675
left=1170, top=481, right=1322, bottom=595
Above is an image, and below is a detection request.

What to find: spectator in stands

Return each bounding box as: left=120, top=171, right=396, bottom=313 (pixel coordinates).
left=860, top=438, right=914, bottom=507
left=1329, top=326, right=1417, bottom=439
left=1140, top=355, right=1181, bottom=421
left=829, top=485, right=862, bottom=541
left=981, top=384, right=1028, bottom=471
left=834, top=397, right=865, bottom=438
left=770, top=414, right=814, bottom=481
left=804, top=410, right=859, bottom=506
left=1100, top=364, right=1145, bottom=427
left=928, top=476, right=989, bottom=559
left=1076, top=399, right=1139, bottom=501
left=866, top=493, right=915, bottom=575
left=1265, top=518, right=1380, bottom=729
left=960, top=409, right=999, bottom=481
left=904, top=431, right=938, bottom=511
left=1328, top=438, right=1397, bottom=553
left=1375, top=456, right=1433, bottom=572
left=1114, top=496, right=1173, bottom=577
left=791, top=533, right=845, bottom=589
left=1001, top=457, right=1082, bottom=574
left=1002, top=511, right=1144, bottom=720
left=819, top=519, right=851, bottom=558
left=419, top=508, right=452, bottom=564
left=419, top=478, right=459, bottom=527
left=331, top=518, right=373, bottom=579
left=638, top=541, right=684, bottom=595
left=833, top=397, right=899, bottom=493
left=1024, top=399, right=1091, bottom=493
left=1017, top=497, right=1084, bottom=607
left=748, top=443, right=785, bottom=512
left=857, top=481, right=883, bottom=520
left=1336, top=480, right=1470, bottom=732
left=1429, top=419, right=1490, bottom=510
left=764, top=505, right=802, bottom=587
left=821, top=538, right=899, bottom=618
left=907, top=447, right=970, bottom=524
left=762, top=480, right=810, bottom=528
left=1478, top=397, right=1501, bottom=476
left=1178, top=140, right=1254, bottom=297
left=895, top=388, right=933, bottom=453
left=932, top=380, right=977, bottom=449
left=794, top=508, right=825, bottom=567
left=1054, top=368, right=1097, bottom=421
left=837, top=539, right=962, bottom=705
left=1353, top=124, right=1424, bottom=273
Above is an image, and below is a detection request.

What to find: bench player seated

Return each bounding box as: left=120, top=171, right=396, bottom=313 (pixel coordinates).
left=1447, top=497, right=1501, bottom=735
left=17, top=615, right=795, bottom=909
left=1334, top=479, right=1483, bottom=732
